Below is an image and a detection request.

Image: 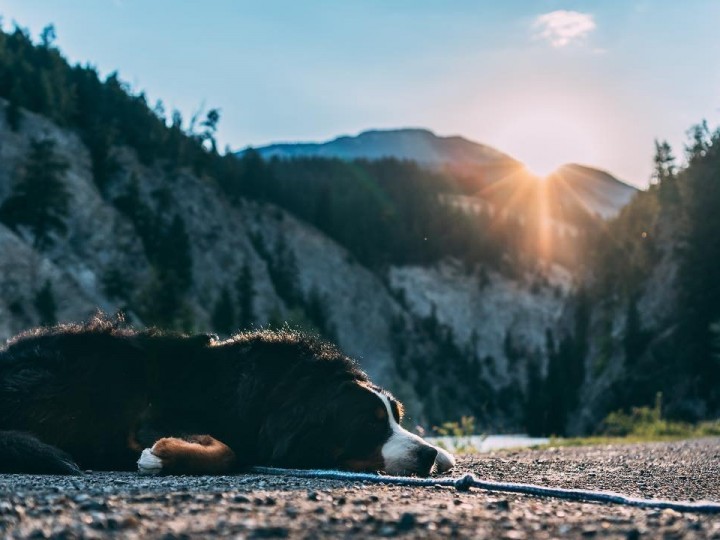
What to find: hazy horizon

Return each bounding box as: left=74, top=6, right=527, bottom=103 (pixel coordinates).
left=2, top=0, right=719, bottom=187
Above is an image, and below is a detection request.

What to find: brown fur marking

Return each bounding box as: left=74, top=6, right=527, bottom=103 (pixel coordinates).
left=151, top=435, right=236, bottom=474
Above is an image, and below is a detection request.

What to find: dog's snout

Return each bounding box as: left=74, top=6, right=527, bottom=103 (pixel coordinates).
left=417, top=445, right=438, bottom=474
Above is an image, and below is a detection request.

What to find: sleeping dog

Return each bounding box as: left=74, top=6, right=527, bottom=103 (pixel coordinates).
left=0, top=315, right=454, bottom=476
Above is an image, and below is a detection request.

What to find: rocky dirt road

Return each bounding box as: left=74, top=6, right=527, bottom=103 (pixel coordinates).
left=1, top=438, right=719, bottom=539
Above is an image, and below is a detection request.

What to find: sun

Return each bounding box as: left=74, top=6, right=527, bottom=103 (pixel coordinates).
left=523, top=162, right=555, bottom=179
left=491, top=104, right=602, bottom=181
left=512, top=123, right=582, bottom=179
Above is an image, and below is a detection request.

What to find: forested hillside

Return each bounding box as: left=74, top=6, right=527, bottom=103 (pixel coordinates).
left=526, top=127, right=720, bottom=434
left=0, top=24, right=717, bottom=434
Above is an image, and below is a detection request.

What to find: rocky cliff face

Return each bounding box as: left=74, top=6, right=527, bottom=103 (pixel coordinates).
left=0, top=106, right=402, bottom=380
left=388, top=261, right=572, bottom=388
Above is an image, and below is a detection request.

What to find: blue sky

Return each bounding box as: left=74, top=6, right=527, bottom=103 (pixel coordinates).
left=1, top=0, right=719, bottom=186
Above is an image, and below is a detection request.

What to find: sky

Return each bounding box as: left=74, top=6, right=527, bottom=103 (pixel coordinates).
left=1, top=1, right=719, bottom=187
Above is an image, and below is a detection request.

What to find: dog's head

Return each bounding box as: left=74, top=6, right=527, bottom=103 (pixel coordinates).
left=330, top=383, right=455, bottom=476
left=258, top=376, right=455, bottom=477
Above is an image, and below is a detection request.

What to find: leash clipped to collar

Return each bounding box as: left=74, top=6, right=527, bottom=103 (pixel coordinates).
left=248, top=467, right=720, bottom=514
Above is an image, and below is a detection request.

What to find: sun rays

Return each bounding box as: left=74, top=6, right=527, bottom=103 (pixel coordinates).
left=449, top=160, right=602, bottom=264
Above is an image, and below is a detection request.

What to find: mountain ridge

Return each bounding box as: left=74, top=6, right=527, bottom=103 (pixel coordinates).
left=241, top=128, right=638, bottom=220
left=242, top=127, right=636, bottom=184
left=241, top=127, right=518, bottom=166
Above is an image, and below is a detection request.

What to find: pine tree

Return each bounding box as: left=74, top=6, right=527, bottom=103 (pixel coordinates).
left=0, top=138, right=70, bottom=249
left=304, top=286, right=335, bottom=339
left=525, top=358, right=547, bottom=436
left=685, top=121, right=711, bottom=162
left=5, top=84, right=22, bottom=131
left=544, top=339, right=569, bottom=436
left=270, top=236, right=300, bottom=307
left=212, top=287, right=235, bottom=336
left=235, top=263, right=255, bottom=329
left=623, top=295, right=648, bottom=364
left=199, top=108, right=221, bottom=153
left=39, top=24, right=56, bottom=48
left=84, top=121, right=117, bottom=195
left=34, top=280, right=57, bottom=326
left=653, top=140, right=680, bottom=208
left=652, top=139, right=676, bottom=182
left=137, top=269, right=190, bottom=329
left=102, top=267, right=133, bottom=301
left=158, top=215, right=193, bottom=292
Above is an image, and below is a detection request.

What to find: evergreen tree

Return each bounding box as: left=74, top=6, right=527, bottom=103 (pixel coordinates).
left=652, top=139, right=676, bottom=182
left=269, top=235, right=300, bottom=307
left=0, top=138, right=70, bottom=249
left=39, top=24, right=56, bottom=48
left=137, top=270, right=190, bottom=329
left=212, top=287, right=235, bottom=336
left=304, top=286, right=335, bottom=339
left=653, top=140, right=680, bottom=208
left=623, top=295, right=649, bottom=364
left=544, top=338, right=569, bottom=436
left=503, top=330, right=521, bottom=365
left=5, top=84, right=22, bottom=131
left=102, top=267, right=133, bottom=301
left=84, top=121, right=117, bottom=194
left=235, top=263, right=255, bottom=329
left=113, top=174, right=156, bottom=252
left=685, top=120, right=711, bottom=162
left=199, top=108, right=221, bottom=153
left=158, top=215, right=193, bottom=292
left=34, top=280, right=57, bottom=326
left=525, top=358, right=547, bottom=436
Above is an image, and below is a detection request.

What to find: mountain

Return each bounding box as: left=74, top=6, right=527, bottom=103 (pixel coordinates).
left=243, top=128, right=637, bottom=220
left=244, top=128, right=518, bottom=167
left=548, top=164, right=638, bottom=219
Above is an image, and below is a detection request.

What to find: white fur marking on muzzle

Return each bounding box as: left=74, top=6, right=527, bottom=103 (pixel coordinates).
left=370, top=389, right=454, bottom=475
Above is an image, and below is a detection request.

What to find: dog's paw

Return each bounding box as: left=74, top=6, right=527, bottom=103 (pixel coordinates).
left=137, top=447, right=164, bottom=475
left=136, top=436, right=236, bottom=475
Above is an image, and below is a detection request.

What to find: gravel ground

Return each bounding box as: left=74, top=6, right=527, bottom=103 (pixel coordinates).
left=1, top=438, right=719, bottom=539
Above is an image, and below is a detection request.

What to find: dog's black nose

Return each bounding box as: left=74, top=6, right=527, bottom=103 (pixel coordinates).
left=417, top=445, right=438, bottom=475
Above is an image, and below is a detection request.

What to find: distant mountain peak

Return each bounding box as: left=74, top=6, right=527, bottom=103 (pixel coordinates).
left=240, top=127, right=518, bottom=167
left=556, top=163, right=634, bottom=187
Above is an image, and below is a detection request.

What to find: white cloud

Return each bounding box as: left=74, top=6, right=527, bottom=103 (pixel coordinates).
left=533, top=10, right=596, bottom=48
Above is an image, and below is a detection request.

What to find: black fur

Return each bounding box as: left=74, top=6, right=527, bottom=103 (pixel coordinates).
left=0, top=314, right=404, bottom=474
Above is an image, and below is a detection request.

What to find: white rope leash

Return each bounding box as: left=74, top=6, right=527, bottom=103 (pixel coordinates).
left=248, top=467, right=720, bottom=514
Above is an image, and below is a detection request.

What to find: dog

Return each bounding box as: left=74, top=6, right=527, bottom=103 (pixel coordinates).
left=0, top=315, right=454, bottom=476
